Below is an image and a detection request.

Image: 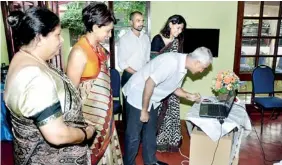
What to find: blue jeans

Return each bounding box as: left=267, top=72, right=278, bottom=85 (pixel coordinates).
left=121, top=71, right=133, bottom=129
left=124, top=100, right=158, bottom=165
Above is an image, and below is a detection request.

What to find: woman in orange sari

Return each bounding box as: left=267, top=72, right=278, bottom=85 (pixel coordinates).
left=66, top=2, right=123, bottom=165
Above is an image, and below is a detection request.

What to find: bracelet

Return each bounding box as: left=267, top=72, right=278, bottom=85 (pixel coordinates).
left=79, top=127, right=87, bottom=144
left=86, top=127, right=97, bottom=146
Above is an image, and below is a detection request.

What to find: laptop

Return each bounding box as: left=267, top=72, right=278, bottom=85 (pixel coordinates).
left=199, top=91, right=236, bottom=119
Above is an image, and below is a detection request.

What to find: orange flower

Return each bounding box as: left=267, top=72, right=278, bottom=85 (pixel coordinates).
left=217, top=73, right=223, bottom=81
left=215, top=81, right=222, bottom=89
left=224, top=76, right=232, bottom=84
left=212, top=71, right=240, bottom=92
left=231, top=77, right=236, bottom=83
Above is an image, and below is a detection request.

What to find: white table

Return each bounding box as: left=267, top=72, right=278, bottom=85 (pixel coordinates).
left=185, top=96, right=252, bottom=164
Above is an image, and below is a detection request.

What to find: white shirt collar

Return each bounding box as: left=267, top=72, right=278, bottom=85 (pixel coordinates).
left=179, top=54, right=187, bottom=73
left=129, top=28, right=145, bottom=38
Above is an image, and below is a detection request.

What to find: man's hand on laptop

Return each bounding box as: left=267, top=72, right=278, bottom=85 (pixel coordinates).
left=195, top=93, right=201, bottom=103
left=186, top=93, right=201, bottom=103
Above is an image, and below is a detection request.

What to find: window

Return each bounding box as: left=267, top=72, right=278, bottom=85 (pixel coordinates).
left=59, top=1, right=88, bottom=46
left=234, top=1, right=282, bottom=103
left=1, top=1, right=62, bottom=69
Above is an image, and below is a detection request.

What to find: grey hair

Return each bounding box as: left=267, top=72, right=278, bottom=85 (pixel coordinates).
left=188, top=47, right=213, bottom=65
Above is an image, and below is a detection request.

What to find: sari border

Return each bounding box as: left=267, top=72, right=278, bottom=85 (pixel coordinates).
left=37, top=111, right=62, bottom=127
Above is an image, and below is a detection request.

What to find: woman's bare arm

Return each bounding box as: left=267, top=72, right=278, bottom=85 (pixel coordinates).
left=66, top=46, right=87, bottom=88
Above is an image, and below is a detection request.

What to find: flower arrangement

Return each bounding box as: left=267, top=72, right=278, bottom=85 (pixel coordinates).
left=212, top=70, right=240, bottom=94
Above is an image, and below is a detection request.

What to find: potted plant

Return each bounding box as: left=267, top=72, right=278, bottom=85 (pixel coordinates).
left=212, top=70, right=240, bottom=101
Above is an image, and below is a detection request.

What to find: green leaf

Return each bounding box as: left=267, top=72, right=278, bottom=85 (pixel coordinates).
left=219, top=88, right=228, bottom=94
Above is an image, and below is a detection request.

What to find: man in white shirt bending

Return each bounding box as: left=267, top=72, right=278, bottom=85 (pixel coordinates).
left=122, top=47, right=213, bottom=165
left=117, top=11, right=151, bottom=129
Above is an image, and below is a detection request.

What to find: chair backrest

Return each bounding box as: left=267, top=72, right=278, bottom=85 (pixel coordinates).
left=110, top=68, right=121, bottom=98
left=252, top=65, right=274, bottom=94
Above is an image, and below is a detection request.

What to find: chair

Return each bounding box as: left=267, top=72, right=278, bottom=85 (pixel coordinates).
left=252, top=65, right=282, bottom=133
left=110, top=68, right=122, bottom=121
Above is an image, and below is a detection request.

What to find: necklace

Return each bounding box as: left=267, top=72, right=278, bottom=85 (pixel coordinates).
left=20, top=49, right=64, bottom=82
left=85, top=36, right=98, bottom=51
left=85, top=36, right=108, bottom=63
left=20, top=50, right=86, bottom=126
left=20, top=49, right=82, bottom=102
left=20, top=49, right=50, bottom=68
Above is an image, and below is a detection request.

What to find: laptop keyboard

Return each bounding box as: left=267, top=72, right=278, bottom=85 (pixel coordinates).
left=200, top=103, right=227, bottom=118
left=208, top=105, right=222, bottom=116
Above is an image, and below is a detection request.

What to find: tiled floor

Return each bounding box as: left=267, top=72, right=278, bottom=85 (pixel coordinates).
left=238, top=115, right=282, bottom=165
left=117, top=114, right=282, bottom=165
left=1, top=114, right=282, bottom=165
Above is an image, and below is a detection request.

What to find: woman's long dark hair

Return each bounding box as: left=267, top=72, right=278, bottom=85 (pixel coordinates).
left=7, top=7, right=60, bottom=47
left=160, top=15, right=187, bottom=52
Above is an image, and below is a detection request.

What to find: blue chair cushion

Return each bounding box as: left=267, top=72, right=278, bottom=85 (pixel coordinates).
left=254, top=97, right=282, bottom=109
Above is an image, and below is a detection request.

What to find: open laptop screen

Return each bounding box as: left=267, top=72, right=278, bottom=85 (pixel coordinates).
left=225, top=90, right=236, bottom=111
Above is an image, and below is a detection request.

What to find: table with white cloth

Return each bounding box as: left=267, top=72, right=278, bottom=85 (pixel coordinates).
left=185, top=96, right=252, bottom=164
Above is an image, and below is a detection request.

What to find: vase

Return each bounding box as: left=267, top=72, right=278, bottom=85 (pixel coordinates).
left=217, top=93, right=228, bottom=101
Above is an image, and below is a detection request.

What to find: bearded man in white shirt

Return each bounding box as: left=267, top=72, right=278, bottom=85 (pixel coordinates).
left=117, top=11, right=151, bottom=130
left=118, top=11, right=150, bottom=85
left=122, top=47, right=213, bottom=165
